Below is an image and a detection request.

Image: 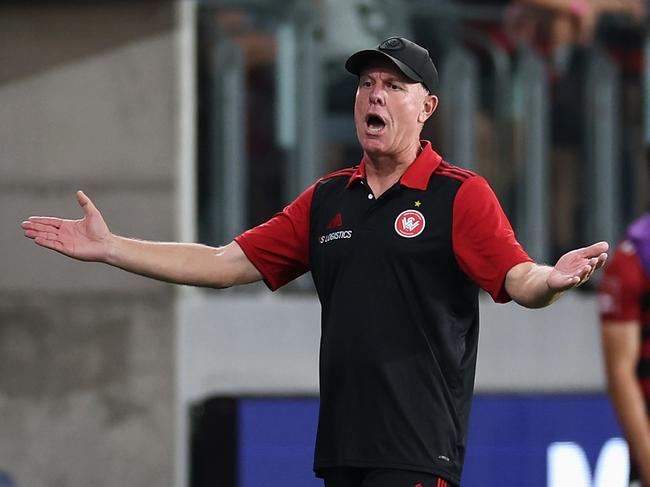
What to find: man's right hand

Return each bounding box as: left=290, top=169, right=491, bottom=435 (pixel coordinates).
left=22, top=191, right=263, bottom=288
left=22, top=190, right=113, bottom=262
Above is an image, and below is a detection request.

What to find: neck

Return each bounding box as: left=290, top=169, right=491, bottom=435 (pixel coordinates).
left=364, top=142, right=422, bottom=197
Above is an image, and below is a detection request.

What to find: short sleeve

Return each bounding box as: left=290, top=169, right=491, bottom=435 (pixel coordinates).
left=597, top=240, right=646, bottom=322
left=452, top=176, right=532, bottom=303
left=234, top=183, right=316, bottom=291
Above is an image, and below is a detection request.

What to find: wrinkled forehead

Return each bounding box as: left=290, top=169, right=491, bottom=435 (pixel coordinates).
left=358, top=58, right=417, bottom=84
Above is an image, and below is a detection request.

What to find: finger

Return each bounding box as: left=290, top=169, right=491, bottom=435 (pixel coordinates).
left=565, top=275, right=581, bottom=289
left=595, top=252, right=608, bottom=269
left=569, top=265, right=589, bottom=284
left=23, top=229, right=40, bottom=239
left=23, top=217, right=62, bottom=228
left=551, top=274, right=580, bottom=291
left=24, top=228, right=60, bottom=240
left=76, top=190, right=98, bottom=216
left=579, top=268, right=595, bottom=286
left=33, top=236, right=65, bottom=253
left=576, top=264, right=595, bottom=285
left=22, top=221, right=62, bottom=233
left=23, top=227, right=56, bottom=242
left=583, top=241, right=609, bottom=257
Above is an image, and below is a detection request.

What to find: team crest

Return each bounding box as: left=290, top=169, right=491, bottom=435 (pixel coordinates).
left=395, top=209, right=425, bottom=238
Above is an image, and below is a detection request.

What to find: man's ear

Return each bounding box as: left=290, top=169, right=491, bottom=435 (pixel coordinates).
left=419, top=94, right=438, bottom=124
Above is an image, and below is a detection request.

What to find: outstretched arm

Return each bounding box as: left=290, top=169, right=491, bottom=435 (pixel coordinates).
left=505, top=241, right=609, bottom=308
left=21, top=191, right=263, bottom=288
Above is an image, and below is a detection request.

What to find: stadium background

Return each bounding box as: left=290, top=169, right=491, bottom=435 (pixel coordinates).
left=1, top=1, right=648, bottom=486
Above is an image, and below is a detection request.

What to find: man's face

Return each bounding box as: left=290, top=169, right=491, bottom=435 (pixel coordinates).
left=354, top=61, right=437, bottom=159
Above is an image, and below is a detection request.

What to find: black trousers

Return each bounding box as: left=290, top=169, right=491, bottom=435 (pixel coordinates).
left=321, top=467, right=454, bottom=487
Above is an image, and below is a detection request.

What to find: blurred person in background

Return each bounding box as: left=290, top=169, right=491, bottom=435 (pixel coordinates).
left=198, top=8, right=283, bottom=229
left=599, top=153, right=650, bottom=487
left=22, top=37, right=608, bottom=487
left=425, top=0, right=644, bottom=231
left=507, top=0, right=646, bottom=259
left=510, top=0, right=645, bottom=58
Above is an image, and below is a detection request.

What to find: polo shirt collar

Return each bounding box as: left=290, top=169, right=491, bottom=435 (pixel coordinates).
left=346, top=141, right=442, bottom=191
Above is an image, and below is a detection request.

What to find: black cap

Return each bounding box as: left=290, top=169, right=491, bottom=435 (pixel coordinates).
left=345, top=37, right=438, bottom=94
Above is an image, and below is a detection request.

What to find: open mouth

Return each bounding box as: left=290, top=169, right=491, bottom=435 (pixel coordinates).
left=366, top=114, right=386, bottom=133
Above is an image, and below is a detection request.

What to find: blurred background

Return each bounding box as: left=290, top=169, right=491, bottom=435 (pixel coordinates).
left=1, top=0, right=648, bottom=486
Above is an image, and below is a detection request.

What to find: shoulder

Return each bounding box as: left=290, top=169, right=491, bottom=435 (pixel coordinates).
left=312, top=166, right=358, bottom=196
left=435, top=162, right=496, bottom=209
left=303, top=166, right=358, bottom=208
left=433, top=160, right=480, bottom=183
left=318, top=166, right=357, bottom=183
left=430, top=160, right=486, bottom=199
left=290, top=166, right=356, bottom=206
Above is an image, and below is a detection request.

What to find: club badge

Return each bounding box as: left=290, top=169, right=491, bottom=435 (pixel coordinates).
left=395, top=209, right=425, bottom=238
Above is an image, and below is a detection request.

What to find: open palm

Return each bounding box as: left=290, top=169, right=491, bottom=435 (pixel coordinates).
left=547, top=241, right=609, bottom=291
left=22, top=191, right=112, bottom=262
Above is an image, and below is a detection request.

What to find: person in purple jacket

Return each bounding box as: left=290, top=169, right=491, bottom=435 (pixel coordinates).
left=599, top=213, right=650, bottom=487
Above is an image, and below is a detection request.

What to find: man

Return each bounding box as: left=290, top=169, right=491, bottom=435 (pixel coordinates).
left=599, top=213, right=650, bottom=487
left=22, top=37, right=608, bottom=487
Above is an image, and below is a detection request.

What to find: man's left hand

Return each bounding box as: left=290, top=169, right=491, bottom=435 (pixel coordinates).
left=547, top=241, right=609, bottom=291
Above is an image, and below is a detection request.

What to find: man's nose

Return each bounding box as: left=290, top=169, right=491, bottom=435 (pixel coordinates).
left=369, top=87, right=386, bottom=105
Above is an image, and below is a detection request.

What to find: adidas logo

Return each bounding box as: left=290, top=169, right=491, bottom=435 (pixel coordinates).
left=326, top=212, right=343, bottom=230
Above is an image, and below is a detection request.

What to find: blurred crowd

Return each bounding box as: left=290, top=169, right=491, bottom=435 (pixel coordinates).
left=198, top=0, right=649, bottom=262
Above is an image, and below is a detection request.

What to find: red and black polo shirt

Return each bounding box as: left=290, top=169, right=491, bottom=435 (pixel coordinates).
left=235, top=141, right=531, bottom=485
left=598, top=238, right=650, bottom=400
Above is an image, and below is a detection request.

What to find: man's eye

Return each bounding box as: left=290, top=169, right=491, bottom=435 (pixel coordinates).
left=361, top=80, right=372, bottom=87
left=390, top=84, right=401, bottom=90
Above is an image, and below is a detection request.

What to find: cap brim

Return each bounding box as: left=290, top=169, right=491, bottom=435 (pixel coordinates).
left=345, top=49, right=423, bottom=84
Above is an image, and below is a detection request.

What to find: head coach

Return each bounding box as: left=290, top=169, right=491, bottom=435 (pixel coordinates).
left=23, top=37, right=609, bottom=486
